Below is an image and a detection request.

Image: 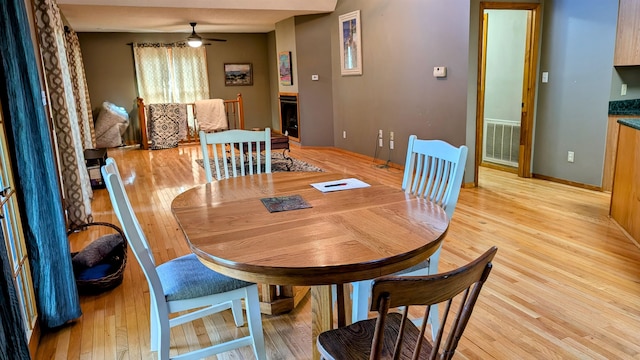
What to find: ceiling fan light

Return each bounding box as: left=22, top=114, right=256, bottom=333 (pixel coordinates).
left=187, top=37, right=202, bottom=47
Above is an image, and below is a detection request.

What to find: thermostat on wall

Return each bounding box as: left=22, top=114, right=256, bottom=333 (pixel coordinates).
left=433, top=66, right=447, bottom=78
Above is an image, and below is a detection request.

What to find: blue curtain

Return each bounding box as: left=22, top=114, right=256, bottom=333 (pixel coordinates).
left=0, top=0, right=81, bottom=329
left=0, top=230, right=30, bottom=359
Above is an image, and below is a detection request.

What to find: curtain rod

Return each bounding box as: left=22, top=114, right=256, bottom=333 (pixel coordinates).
left=126, top=42, right=211, bottom=46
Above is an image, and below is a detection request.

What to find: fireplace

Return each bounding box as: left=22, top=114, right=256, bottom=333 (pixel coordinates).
left=279, top=93, right=299, bottom=141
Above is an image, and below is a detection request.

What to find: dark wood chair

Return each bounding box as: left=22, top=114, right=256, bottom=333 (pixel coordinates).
left=317, top=246, right=497, bottom=360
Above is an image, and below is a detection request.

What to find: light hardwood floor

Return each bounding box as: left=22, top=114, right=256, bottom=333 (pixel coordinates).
left=36, top=144, right=640, bottom=359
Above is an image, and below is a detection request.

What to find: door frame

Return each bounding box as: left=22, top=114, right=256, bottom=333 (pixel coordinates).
left=474, top=2, right=541, bottom=185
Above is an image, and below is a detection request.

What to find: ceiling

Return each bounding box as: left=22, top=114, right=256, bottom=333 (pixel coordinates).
left=57, top=0, right=338, bottom=33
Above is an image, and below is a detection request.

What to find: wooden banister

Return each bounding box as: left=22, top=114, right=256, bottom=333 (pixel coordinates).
left=138, top=93, right=245, bottom=150
left=136, top=97, right=149, bottom=150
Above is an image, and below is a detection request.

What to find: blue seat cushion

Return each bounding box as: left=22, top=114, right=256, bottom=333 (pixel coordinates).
left=76, top=263, right=114, bottom=281
left=156, top=253, right=253, bottom=301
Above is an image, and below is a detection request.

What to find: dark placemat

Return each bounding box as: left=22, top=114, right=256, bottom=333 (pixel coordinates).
left=260, top=195, right=312, bottom=213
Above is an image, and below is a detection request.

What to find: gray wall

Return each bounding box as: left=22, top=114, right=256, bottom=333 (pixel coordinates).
left=267, top=31, right=280, bottom=131
left=533, top=0, right=617, bottom=186
left=295, top=14, right=335, bottom=147
left=78, top=32, right=273, bottom=131
left=318, top=0, right=471, bottom=166
left=275, top=18, right=299, bottom=95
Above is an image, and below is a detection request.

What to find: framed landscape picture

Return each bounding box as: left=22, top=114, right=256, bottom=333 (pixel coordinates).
left=224, top=63, right=253, bottom=86
left=339, top=10, right=362, bottom=76
left=278, top=51, right=293, bottom=86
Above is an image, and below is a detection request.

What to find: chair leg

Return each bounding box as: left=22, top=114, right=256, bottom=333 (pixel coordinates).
left=351, top=279, right=373, bottom=324
left=150, top=302, right=159, bottom=351
left=245, top=285, right=266, bottom=360
left=230, top=299, right=245, bottom=327
left=158, top=313, right=171, bottom=360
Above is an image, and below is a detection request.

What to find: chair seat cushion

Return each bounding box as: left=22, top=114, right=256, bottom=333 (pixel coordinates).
left=156, top=253, right=253, bottom=301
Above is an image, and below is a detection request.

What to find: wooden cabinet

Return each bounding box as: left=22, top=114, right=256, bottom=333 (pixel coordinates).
left=614, top=0, right=640, bottom=66
left=610, top=122, right=640, bottom=242
left=603, top=115, right=620, bottom=192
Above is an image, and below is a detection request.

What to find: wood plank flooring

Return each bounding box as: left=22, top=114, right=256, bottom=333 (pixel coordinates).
left=36, top=144, right=640, bottom=359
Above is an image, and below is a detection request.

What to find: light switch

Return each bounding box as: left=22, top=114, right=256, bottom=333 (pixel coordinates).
left=311, top=74, right=319, bottom=81
left=542, top=72, right=549, bottom=83
left=433, top=66, right=447, bottom=78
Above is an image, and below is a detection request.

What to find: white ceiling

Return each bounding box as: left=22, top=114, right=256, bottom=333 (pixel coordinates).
left=57, top=0, right=337, bottom=33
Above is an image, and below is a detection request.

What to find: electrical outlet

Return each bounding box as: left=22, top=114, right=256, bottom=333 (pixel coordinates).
left=567, top=151, right=575, bottom=163
left=622, top=83, right=628, bottom=96
left=390, top=131, right=394, bottom=141
left=343, top=131, right=347, bottom=139
left=379, top=138, right=383, bottom=147
left=390, top=140, right=394, bottom=150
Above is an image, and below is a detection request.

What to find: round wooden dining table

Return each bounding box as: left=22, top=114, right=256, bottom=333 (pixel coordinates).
left=171, top=171, right=449, bottom=360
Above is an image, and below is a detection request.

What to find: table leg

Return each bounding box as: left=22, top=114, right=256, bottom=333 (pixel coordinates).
left=336, top=283, right=346, bottom=328
left=311, top=285, right=332, bottom=360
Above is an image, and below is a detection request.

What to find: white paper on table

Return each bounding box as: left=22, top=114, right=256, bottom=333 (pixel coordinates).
left=310, top=178, right=371, bottom=193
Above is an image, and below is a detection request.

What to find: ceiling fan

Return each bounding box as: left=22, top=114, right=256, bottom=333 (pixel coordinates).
left=184, top=22, right=227, bottom=47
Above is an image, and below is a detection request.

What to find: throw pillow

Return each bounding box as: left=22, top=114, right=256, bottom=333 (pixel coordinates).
left=72, top=233, right=124, bottom=268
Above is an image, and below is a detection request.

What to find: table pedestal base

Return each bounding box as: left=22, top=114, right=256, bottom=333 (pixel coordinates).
left=259, top=284, right=309, bottom=315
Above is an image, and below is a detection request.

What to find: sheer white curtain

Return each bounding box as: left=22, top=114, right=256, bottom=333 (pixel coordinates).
left=133, top=43, right=172, bottom=103
left=171, top=46, right=210, bottom=102
left=133, top=43, right=210, bottom=103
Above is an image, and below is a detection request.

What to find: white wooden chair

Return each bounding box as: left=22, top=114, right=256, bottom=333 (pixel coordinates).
left=101, top=158, right=266, bottom=360
left=199, top=128, right=271, bottom=182
left=350, top=135, right=468, bottom=340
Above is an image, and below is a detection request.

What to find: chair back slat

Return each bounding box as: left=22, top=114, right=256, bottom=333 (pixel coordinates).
left=368, top=247, right=497, bottom=360
left=199, top=128, right=272, bottom=182
left=402, top=136, right=468, bottom=219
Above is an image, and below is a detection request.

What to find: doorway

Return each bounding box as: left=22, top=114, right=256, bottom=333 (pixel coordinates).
left=475, top=2, right=541, bottom=186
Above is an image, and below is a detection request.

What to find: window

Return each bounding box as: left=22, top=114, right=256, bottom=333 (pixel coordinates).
left=0, top=106, right=37, bottom=337
left=133, top=43, right=210, bottom=104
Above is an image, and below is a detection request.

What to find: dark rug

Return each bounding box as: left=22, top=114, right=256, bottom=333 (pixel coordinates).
left=196, top=151, right=324, bottom=178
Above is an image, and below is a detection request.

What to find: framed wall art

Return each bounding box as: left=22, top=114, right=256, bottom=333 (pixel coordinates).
left=278, top=51, right=293, bottom=86
left=224, top=63, right=253, bottom=86
left=339, top=10, right=362, bottom=76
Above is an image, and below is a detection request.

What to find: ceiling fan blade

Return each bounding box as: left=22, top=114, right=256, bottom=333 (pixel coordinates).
left=204, top=37, right=227, bottom=42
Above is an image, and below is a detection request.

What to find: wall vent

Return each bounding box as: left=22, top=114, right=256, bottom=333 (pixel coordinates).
left=483, top=118, right=520, bottom=167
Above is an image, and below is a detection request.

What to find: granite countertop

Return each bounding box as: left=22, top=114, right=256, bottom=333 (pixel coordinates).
left=609, top=99, right=640, bottom=115
left=617, top=118, right=640, bottom=130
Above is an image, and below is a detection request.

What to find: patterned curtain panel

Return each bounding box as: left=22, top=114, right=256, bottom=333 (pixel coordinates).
left=0, top=0, right=81, bottom=329
left=33, top=0, right=93, bottom=228
left=65, top=28, right=96, bottom=150
left=133, top=43, right=172, bottom=103
left=171, top=45, right=210, bottom=102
